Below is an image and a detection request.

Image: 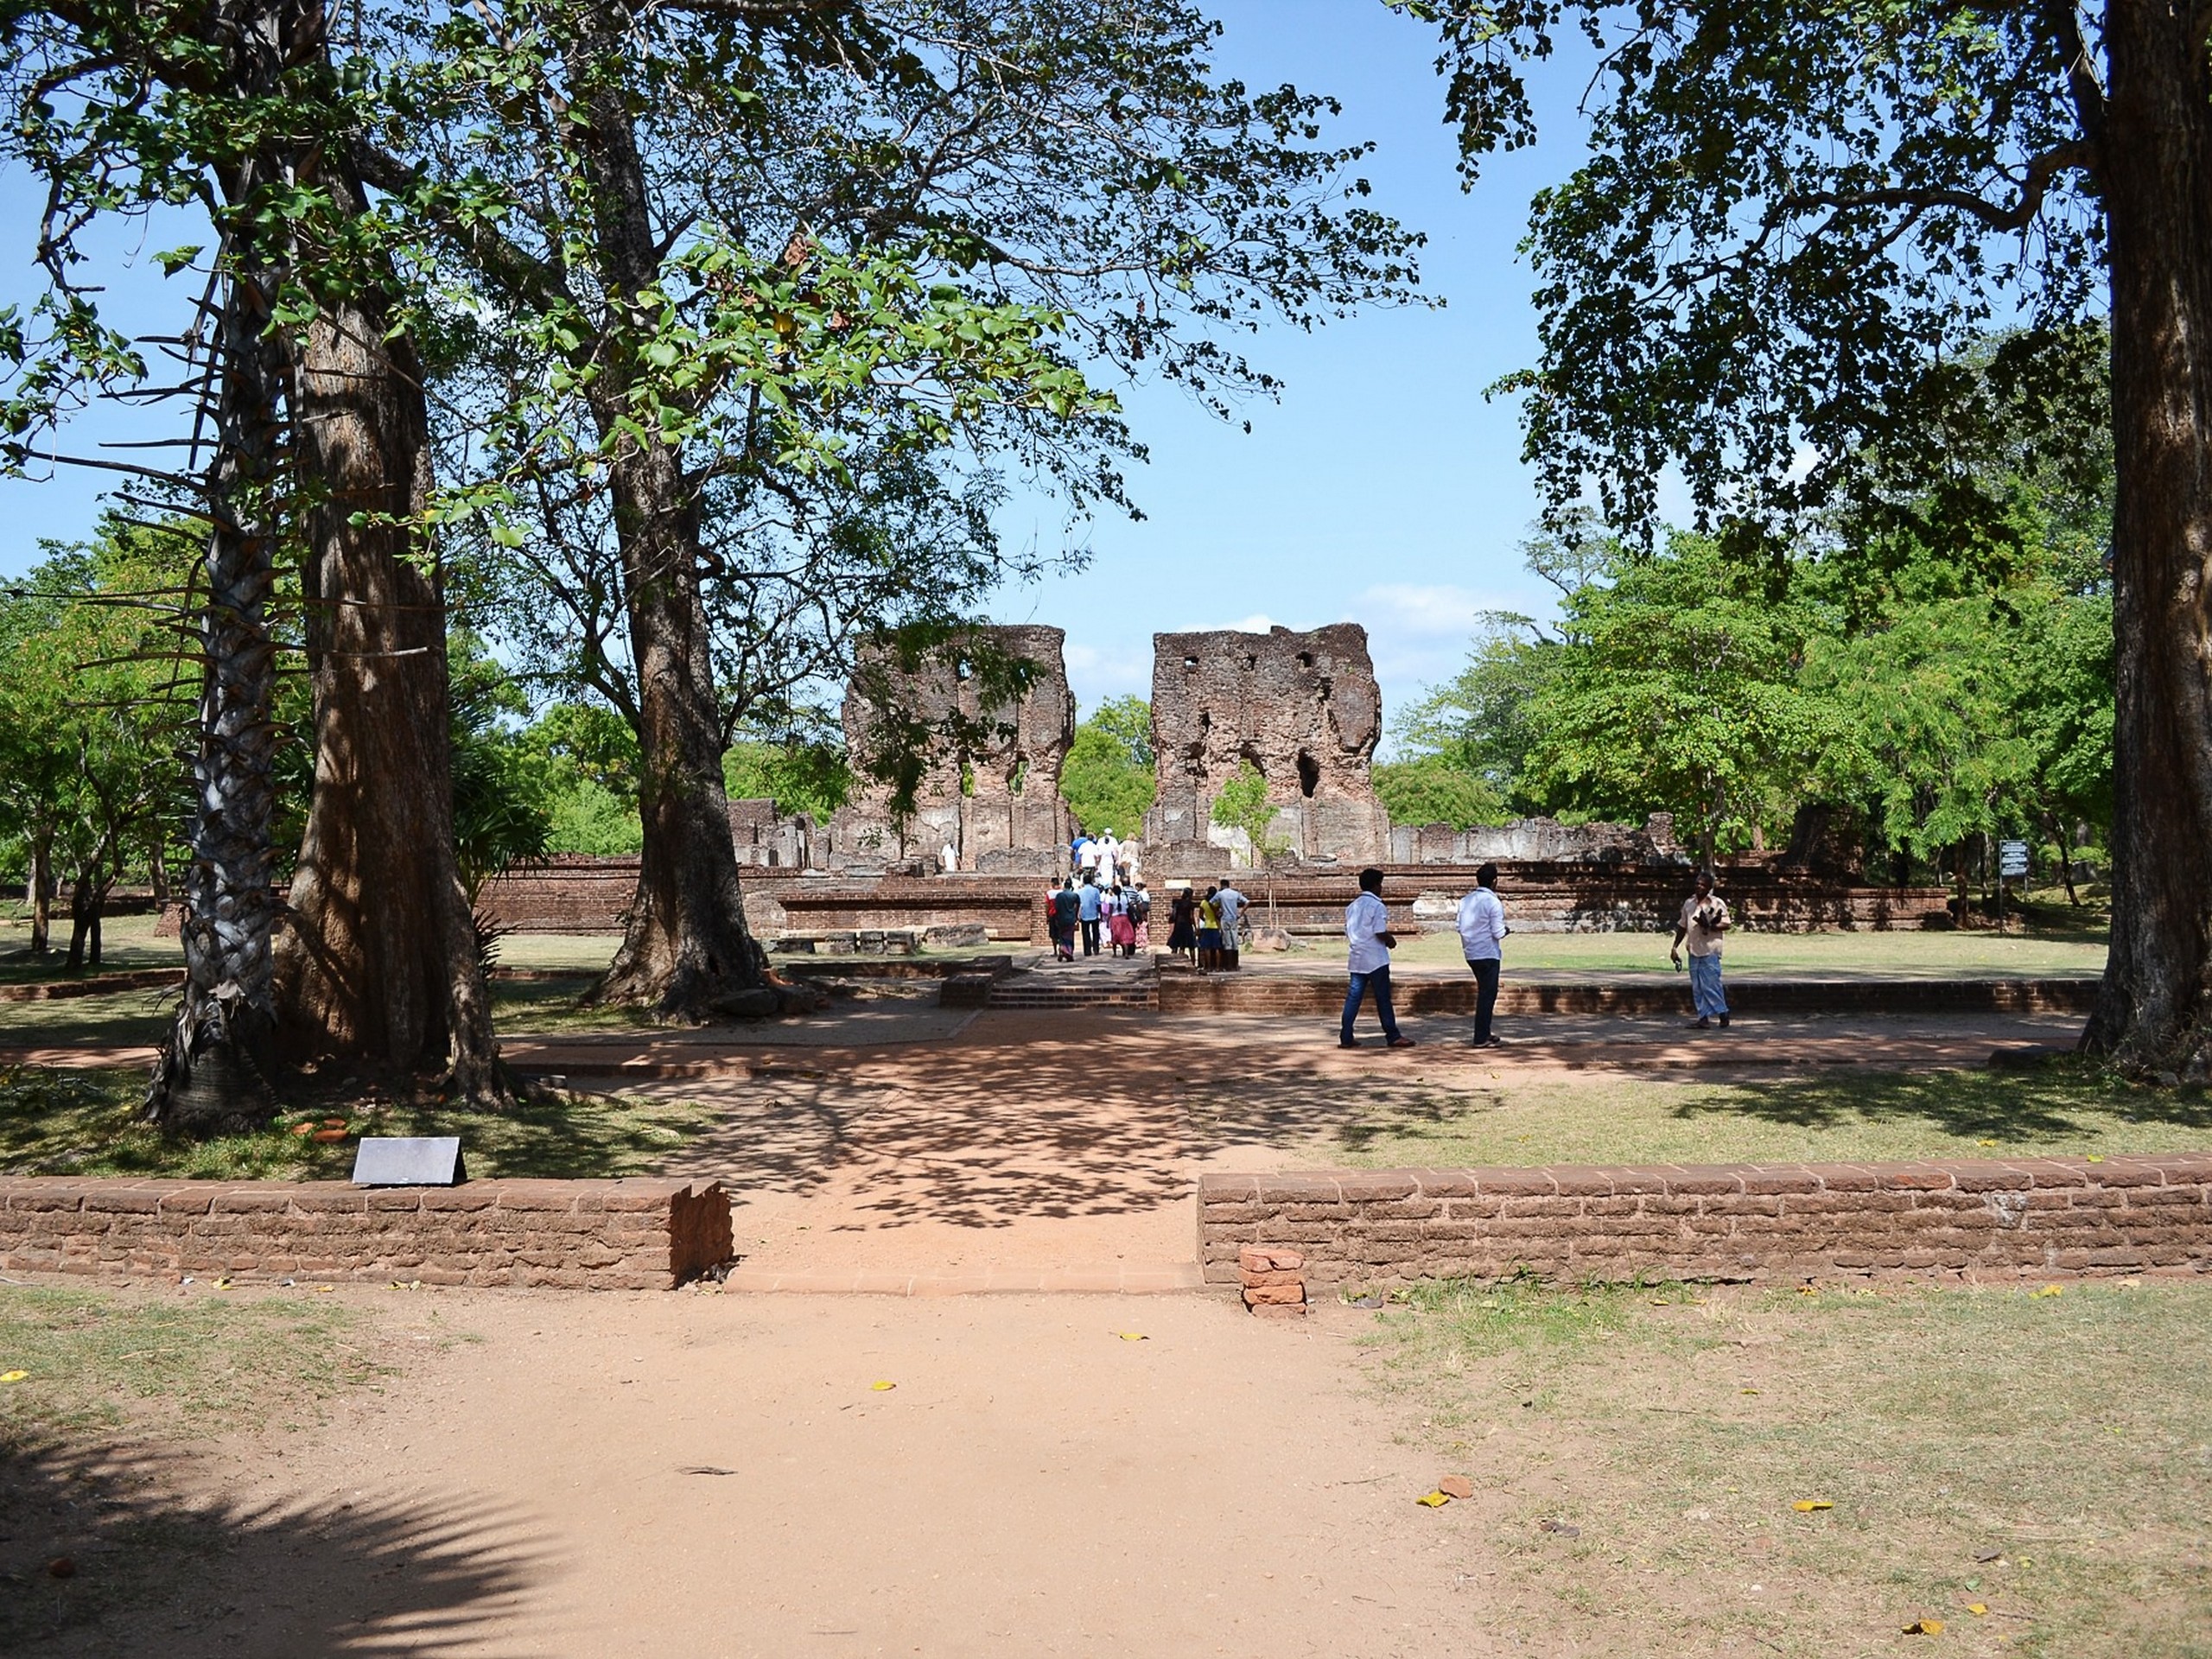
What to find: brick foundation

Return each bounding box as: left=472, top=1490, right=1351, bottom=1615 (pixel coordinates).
left=1198, top=1156, right=2212, bottom=1289
left=0, top=1177, right=733, bottom=1290
left=1160, top=973, right=2097, bottom=1019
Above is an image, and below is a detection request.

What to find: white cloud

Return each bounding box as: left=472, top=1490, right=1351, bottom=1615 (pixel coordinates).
left=1059, top=640, right=1153, bottom=713
left=1352, top=582, right=1516, bottom=640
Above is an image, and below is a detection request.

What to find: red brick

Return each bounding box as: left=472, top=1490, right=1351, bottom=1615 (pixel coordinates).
left=1243, top=1282, right=1305, bottom=1306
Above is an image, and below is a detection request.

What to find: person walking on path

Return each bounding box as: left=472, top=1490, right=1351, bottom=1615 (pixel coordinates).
left=1341, top=867, right=1415, bottom=1050
left=1670, top=870, right=1731, bottom=1029
left=1070, top=833, right=1091, bottom=879
left=1456, top=861, right=1508, bottom=1047
left=1128, top=882, right=1152, bottom=957
left=1103, top=882, right=1134, bottom=956
left=1215, top=880, right=1247, bottom=970
left=1166, top=886, right=1198, bottom=964
left=1077, top=874, right=1105, bottom=957
left=1048, top=878, right=1080, bottom=962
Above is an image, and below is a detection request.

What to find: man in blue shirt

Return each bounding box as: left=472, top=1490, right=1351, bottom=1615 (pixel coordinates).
left=1077, top=874, right=1105, bottom=957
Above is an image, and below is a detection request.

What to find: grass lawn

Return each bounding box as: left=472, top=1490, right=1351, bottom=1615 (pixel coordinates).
left=0, top=1283, right=401, bottom=1648
left=1382, top=923, right=2107, bottom=978
left=1257, top=1062, right=2212, bottom=1170
left=1360, top=1276, right=2212, bottom=1657
left=0, top=1284, right=376, bottom=1455
left=0, top=912, right=180, bottom=984
left=0, top=1065, right=725, bottom=1180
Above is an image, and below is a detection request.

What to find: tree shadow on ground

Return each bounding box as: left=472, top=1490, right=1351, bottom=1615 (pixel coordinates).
left=1662, top=1065, right=2212, bottom=1146
left=626, top=1027, right=1407, bottom=1232
left=2, top=1436, right=550, bottom=1657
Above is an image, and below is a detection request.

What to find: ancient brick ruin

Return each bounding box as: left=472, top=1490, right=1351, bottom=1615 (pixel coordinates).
left=819, top=625, right=1074, bottom=874
left=473, top=615, right=1945, bottom=943
left=1144, top=623, right=1390, bottom=864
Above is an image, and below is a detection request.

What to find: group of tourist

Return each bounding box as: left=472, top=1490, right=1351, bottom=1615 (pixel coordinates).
left=1046, top=874, right=1151, bottom=961
left=1338, top=863, right=1732, bottom=1049
left=1163, top=881, right=1245, bottom=972
left=1069, top=830, right=1137, bottom=888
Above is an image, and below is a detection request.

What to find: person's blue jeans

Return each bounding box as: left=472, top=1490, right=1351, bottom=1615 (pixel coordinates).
left=1688, top=952, right=1728, bottom=1019
left=1466, top=956, right=1501, bottom=1042
left=1342, top=965, right=1401, bottom=1044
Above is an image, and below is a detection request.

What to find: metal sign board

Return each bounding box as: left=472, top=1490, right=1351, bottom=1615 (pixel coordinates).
left=1998, top=840, right=2030, bottom=877
left=352, top=1136, right=467, bottom=1187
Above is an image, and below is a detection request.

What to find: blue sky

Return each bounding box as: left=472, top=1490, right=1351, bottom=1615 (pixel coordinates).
left=0, top=3, right=1603, bottom=750
left=989, top=0, right=1594, bottom=740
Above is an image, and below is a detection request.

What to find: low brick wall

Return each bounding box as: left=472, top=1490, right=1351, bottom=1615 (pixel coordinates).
left=1160, top=973, right=2099, bottom=1019
left=0, top=1177, right=733, bottom=1291
left=1198, top=1156, right=2212, bottom=1289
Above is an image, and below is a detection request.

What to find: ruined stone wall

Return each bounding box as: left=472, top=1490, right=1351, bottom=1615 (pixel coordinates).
left=1144, top=623, right=1389, bottom=864
left=821, top=625, right=1075, bottom=870
left=1388, top=813, right=1685, bottom=867
left=728, top=798, right=811, bottom=869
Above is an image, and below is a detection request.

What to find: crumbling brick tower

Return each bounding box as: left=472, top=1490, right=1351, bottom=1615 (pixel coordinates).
left=1143, top=623, right=1389, bottom=863
left=823, top=625, right=1075, bottom=870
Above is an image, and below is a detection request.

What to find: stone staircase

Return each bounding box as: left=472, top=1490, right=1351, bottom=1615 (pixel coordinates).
left=980, top=963, right=1160, bottom=1012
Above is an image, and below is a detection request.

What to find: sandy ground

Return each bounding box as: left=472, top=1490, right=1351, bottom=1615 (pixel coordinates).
left=555, top=1005, right=2082, bottom=1288
left=20, top=1286, right=1561, bottom=1659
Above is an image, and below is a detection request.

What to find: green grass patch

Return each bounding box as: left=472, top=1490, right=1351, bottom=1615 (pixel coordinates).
left=1283, top=1062, right=2212, bottom=1169
left=1359, top=1277, right=2212, bottom=1656
left=0, top=1285, right=373, bottom=1453
left=0, top=1064, right=727, bottom=1180
left=1384, top=922, right=2108, bottom=978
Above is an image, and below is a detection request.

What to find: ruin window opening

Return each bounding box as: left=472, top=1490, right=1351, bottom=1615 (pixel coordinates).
left=1010, top=755, right=1030, bottom=794
left=1183, top=655, right=1199, bottom=671
left=1244, top=652, right=1258, bottom=670
left=1297, top=752, right=1319, bottom=798
left=1296, top=651, right=1313, bottom=669
left=954, top=658, right=973, bottom=681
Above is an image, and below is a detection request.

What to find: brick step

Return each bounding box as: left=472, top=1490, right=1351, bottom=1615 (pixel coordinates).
left=988, top=992, right=1160, bottom=1010
left=984, top=971, right=1160, bottom=1010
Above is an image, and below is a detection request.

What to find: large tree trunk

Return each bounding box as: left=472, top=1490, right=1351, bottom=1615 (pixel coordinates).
left=272, top=163, right=507, bottom=1103
left=145, top=261, right=286, bottom=1132
left=570, top=33, right=772, bottom=1020
left=2082, top=3, right=2212, bottom=1077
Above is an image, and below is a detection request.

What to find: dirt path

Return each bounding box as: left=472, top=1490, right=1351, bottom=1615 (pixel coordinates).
left=569, top=1007, right=2080, bottom=1288
left=35, top=1287, right=1547, bottom=1659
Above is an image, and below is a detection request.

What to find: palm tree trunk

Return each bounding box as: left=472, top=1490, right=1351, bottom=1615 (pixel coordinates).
left=145, top=261, right=286, bottom=1131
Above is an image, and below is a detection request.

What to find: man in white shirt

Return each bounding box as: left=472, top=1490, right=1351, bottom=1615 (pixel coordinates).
left=1214, top=880, right=1246, bottom=969
left=1669, top=870, right=1731, bottom=1029
left=1097, top=830, right=1121, bottom=884
left=1341, top=867, right=1415, bottom=1049
left=1455, top=861, right=1508, bottom=1048
left=1077, top=836, right=1103, bottom=880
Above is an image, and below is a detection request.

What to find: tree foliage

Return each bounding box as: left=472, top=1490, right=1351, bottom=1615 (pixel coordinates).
left=1058, top=695, right=1155, bottom=838
left=0, top=524, right=191, bottom=967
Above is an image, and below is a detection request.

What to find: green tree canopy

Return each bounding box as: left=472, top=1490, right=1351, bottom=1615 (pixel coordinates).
left=1058, top=696, right=1155, bottom=839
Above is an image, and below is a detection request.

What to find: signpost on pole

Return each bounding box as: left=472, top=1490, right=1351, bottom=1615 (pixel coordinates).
left=1997, top=839, right=2030, bottom=934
